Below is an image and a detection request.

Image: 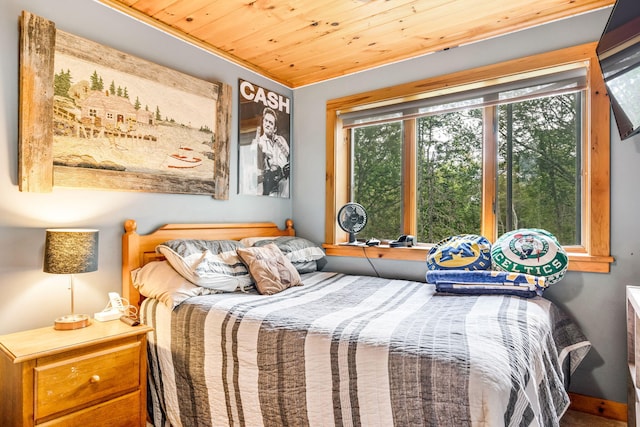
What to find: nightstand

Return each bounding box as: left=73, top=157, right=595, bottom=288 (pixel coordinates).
left=0, top=319, right=153, bottom=427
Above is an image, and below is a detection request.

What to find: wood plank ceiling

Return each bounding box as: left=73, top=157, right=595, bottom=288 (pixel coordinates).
left=97, top=0, right=614, bottom=88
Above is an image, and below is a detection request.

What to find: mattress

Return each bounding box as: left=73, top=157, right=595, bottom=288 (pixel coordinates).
left=141, top=271, right=590, bottom=427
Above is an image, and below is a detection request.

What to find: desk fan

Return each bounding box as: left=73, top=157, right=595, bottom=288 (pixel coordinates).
left=337, top=203, right=367, bottom=244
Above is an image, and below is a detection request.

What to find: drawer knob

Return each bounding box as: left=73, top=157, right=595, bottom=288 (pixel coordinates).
left=89, top=375, right=101, bottom=384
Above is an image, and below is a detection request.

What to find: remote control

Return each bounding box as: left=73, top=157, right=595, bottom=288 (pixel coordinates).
left=119, top=315, right=139, bottom=326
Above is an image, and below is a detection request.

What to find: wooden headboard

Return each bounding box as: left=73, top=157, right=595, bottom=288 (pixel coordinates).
left=122, top=218, right=295, bottom=309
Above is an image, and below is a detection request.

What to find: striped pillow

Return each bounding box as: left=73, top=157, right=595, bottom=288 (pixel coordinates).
left=254, top=236, right=326, bottom=273
left=156, top=239, right=251, bottom=291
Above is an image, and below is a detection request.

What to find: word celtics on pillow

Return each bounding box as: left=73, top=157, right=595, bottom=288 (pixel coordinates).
left=491, top=228, right=568, bottom=285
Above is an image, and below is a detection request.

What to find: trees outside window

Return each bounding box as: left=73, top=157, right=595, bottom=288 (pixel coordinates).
left=496, top=95, right=582, bottom=245
left=325, top=43, right=612, bottom=272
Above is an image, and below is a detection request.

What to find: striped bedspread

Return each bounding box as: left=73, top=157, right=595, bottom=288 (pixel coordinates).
left=141, top=271, right=590, bottom=427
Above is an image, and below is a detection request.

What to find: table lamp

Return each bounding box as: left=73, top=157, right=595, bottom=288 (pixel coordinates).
left=43, top=228, right=99, bottom=330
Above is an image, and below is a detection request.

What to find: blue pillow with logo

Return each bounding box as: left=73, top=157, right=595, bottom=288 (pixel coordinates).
left=491, top=228, right=568, bottom=285
left=426, top=234, right=492, bottom=271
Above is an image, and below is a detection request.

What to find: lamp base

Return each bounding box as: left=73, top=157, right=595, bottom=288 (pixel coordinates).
left=54, top=314, right=90, bottom=330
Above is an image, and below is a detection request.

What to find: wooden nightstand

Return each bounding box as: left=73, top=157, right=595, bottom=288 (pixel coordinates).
left=0, top=319, right=153, bottom=427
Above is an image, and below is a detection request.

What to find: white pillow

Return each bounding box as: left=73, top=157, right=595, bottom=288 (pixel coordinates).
left=131, top=260, right=218, bottom=309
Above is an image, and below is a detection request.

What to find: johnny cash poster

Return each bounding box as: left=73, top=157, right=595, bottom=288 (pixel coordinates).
left=238, top=79, right=291, bottom=198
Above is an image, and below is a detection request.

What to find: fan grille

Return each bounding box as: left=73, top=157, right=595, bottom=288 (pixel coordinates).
left=337, top=203, right=367, bottom=243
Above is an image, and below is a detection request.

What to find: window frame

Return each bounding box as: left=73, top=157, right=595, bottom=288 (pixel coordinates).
left=324, top=43, right=613, bottom=273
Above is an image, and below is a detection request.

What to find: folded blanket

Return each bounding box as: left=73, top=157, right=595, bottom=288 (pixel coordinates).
left=426, top=270, right=547, bottom=297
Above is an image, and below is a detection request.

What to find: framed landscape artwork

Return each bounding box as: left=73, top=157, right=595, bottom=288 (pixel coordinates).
left=19, top=11, right=231, bottom=198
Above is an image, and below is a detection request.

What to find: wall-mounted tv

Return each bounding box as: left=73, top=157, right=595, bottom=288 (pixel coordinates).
left=596, top=0, right=640, bottom=141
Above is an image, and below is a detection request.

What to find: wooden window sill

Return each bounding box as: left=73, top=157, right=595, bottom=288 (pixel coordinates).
left=322, top=244, right=613, bottom=273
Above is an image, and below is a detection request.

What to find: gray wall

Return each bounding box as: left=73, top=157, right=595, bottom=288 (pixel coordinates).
left=292, top=8, right=633, bottom=404
left=0, top=0, right=633, bottom=404
left=0, top=0, right=292, bottom=331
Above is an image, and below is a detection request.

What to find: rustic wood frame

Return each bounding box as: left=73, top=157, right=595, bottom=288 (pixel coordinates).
left=19, top=11, right=231, bottom=198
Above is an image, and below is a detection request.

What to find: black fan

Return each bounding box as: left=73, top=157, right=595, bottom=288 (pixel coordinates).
left=337, top=203, right=367, bottom=244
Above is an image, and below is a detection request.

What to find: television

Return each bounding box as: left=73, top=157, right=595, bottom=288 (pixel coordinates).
left=596, top=0, right=640, bottom=140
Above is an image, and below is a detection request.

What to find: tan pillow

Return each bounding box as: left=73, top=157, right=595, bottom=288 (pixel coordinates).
left=236, top=243, right=302, bottom=295
left=131, top=260, right=217, bottom=309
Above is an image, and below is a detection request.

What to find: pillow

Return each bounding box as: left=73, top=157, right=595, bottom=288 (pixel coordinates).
left=131, top=260, right=218, bottom=309
left=253, top=236, right=326, bottom=273
left=239, top=236, right=275, bottom=247
left=156, top=239, right=252, bottom=291
left=427, top=234, right=492, bottom=271
left=491, top=228, right=568, bottom=285
left=426, top=269, right=546, bottom=298
left=236, top=243, right=303, bottom=295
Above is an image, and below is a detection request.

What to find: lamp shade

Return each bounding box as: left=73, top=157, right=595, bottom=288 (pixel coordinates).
left=44, top=229, right=99, bottom=274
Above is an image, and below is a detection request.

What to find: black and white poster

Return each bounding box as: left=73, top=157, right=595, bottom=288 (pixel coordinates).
left=238, top=79, right=291, bottom=198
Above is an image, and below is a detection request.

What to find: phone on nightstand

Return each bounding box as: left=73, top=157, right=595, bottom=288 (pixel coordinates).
left=108, top=292, right=126, bottom=312
left=94, top=292, right=127, bottom=322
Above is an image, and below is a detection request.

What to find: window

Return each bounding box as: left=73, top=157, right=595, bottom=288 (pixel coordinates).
left=324, top=43, right=613, bottom=273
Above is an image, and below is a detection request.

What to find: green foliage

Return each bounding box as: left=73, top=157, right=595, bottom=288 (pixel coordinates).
left=496, top=94, right=579, bottom=245
left=351, top=93, right=580, bottom=245
left=353, top=122, right=402, bottom=240
left=416, top=111, right=483, bottom=242
left=90, top=70, right=104, bottom=91
left=54, top=69, right=72, bottom=98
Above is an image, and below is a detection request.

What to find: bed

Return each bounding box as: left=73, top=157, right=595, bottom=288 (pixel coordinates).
left=121, top=219, right=591, bottom=427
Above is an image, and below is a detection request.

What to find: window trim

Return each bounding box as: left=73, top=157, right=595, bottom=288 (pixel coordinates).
left=324, top=43, right=613, bottom=273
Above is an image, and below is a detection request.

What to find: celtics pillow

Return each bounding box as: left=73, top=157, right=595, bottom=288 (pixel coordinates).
left=491, top=228, right=568, bottom=285
left=426, top=234, right=492, bottom=271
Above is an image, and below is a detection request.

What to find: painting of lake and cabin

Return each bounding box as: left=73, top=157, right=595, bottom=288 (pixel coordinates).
left=52, top=52, right=217, bottom=181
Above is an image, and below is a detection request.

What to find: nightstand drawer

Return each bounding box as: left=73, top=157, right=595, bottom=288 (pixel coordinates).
left=34, top=341, right=141, bottom=420
left=38, top=391, right=141, bottom=427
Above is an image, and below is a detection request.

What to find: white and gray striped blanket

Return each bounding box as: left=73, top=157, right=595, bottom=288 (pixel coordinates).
left=141, top=271, right=590, bottom=427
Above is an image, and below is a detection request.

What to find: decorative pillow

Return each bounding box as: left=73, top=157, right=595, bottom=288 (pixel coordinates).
left=426, top=269, right=546, bottom=298
left=156, top=239, right=252, bottom=291
left=253, top=236, right=326, bottom=273
left=236, top=243, right=303, bottom=295
left=427, top=234, right=492, bottom=271
left=491, top=228, right=568, bottom=285
left=131, top=260, right=218, bottom=309
left=239, top=236, right=275, bottom=247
